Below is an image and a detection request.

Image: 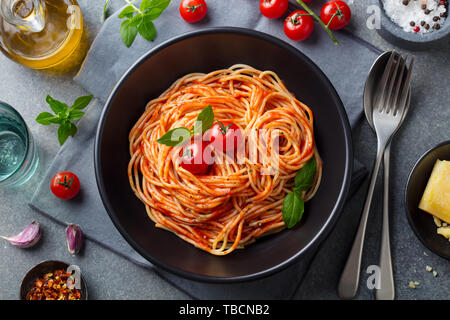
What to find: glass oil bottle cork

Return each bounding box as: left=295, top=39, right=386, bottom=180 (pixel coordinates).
left=0, top=0, right=87, bottom=71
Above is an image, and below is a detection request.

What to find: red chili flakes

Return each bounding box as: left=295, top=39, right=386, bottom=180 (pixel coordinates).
left=26, top=269, right=81, bottom=300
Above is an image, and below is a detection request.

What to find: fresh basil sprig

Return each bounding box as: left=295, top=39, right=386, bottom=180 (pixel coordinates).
left=282, top=157, right=317, bottom=229
left=157, top=105, right=214, bottom=147
left=36, top=94, right=93, bottom=145
left=118, top=0, right=170, bottom=47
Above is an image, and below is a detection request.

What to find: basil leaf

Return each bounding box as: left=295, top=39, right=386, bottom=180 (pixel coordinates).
left=193, top=105, right=214, bottom=135
left=294, top=157, right=316, bottom=194
left=46, top=95, right=68, bottom=115
left=120, top=19, right=138, bottom=47
left=71, top=94, right=93, bottom=111
left=156, top=127, right=191, bottom=147
left=58, top=122, right=78, bottom=146
left=57, top=122, right=71, bottom=145
left=137, top=18, right=156, bottom=41
left=102, top=0, right=110, bottom=22
left=118, top=5, right=135, bottom=19
left=282, top=192, right=305, bottom=229
left=143, top=7, right=163, bottom=20
left=36, top=112, right=60, bottom=125
left=140, top=0, right=152, bottom=11
left=146, top=0, right=170, bottom=11
left=129, top=13, right=143, bottom=27
left=68, top=122, right=78, bottom=137
left=69, top=110, right=85, bottom=121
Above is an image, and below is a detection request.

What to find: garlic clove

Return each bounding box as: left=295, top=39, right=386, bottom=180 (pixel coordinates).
left=0, top=221, right=42, bottom=248
left=66, top=224, right=83, bottom=255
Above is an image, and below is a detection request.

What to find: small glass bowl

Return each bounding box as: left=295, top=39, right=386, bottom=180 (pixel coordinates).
left=0, top=101, right=39, bottom=187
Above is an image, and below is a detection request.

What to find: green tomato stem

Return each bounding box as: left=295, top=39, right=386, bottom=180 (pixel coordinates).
left=295, top=0, right=339, bottom=46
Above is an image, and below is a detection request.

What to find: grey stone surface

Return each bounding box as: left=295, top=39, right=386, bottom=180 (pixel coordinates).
left=0, top=0, right=449, bottom=300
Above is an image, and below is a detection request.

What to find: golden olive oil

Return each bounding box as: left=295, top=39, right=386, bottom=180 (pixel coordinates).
left=0, top=0, right=86, bottom=71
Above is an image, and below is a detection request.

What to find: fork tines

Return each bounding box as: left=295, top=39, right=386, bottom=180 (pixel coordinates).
left=375, top=51, right=414, bottom=117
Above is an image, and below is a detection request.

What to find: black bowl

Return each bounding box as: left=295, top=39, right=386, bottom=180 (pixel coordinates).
left=405, top=140, right=450, bottom=260
left=20, top=260, right=88, bottom=300
left=95, top=27, right=353, bottom=282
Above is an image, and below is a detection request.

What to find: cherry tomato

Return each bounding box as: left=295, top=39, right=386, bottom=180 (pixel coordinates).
left=179, top=139, right=210, bottom=174
left=50, top=171, right=80, bottom=200
left=206, top=121, right=243, bottom=153
left=284, top=10, right=314, bottom=41
left=320, top=1, right=351, bottom=30
left=179, top=0, right=207, bottom=23
left=259, top=0, right=288, bottom=19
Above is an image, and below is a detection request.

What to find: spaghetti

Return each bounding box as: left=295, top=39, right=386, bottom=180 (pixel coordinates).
left=128, top=65, right=322, bottom=255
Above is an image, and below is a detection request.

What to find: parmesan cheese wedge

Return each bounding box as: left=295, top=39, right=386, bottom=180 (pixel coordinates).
left=418, top=159, right=450, bottom=224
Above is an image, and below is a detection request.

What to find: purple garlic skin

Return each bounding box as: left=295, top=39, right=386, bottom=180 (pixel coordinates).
left=66, top=224, right=83, bottom=255
left=0, top=221, right=42, bottom=248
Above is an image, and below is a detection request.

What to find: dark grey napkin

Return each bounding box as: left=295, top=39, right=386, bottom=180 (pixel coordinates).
left=30, top=0, right=380, bottom=299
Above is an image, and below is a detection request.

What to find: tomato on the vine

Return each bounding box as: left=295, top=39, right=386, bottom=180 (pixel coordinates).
left=283, top=10, right=314, bottom=41
left=206, top=121, right=243, bottom=153
left=179, top=0, right=207, bottom=23
left=179, top=139, right=211, bottom=174
left=50, top=171, right=80, bottom=200
left=259, top=0, right=288, bottom=19
left=320, top=1, right=352, bottom=30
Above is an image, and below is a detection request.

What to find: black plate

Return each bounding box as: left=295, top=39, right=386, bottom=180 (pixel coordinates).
left=405, top=140, right=450, bottom=260
left=95, top=27, right=353, bottom=282
left=20, top=260, right=88, bottom=300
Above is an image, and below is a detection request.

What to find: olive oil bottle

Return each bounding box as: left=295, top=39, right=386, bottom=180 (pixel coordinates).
left=0, top=0, right=86, bottom=71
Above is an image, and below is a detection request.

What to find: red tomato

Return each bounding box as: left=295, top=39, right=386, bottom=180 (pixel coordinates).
left=259, top=0, right=288, bottom=19
left=320, top=1, right=351, bottom=30
left=50, top=171, right=80, bottom=200
left=206, top=121, right=243, bottom=153
left=284, top=10, right=314, bottom=41
left=179, top=0, right=207, bottom=23
left=179, top=139, right=210, bottom=174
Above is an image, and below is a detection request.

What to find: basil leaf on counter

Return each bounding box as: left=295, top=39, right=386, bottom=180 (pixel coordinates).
left=46, top=95, right=68, bottom=115
left=101, top=0, right=110, bottom=22
left=118, top=5, right=135, bottom=19
left=36, top=112, right=61, bottom=125
left=137, top=18, right=156, bottom=41
left=68, top=110, right=85, bottom=121
left=282, top=192, right=305, bottom=229
left=294, top=157, right=316, bottom=194
left=120, top=19, right=138, bottom=48
left=156, top=127, right=191, bottom=147
left=71, top=94, right=93, bottom=111
left=58, top=121, right=78, bottom=146
left=143, top=0, right=170, bottom=12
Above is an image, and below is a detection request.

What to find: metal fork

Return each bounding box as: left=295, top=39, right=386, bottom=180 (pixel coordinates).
left=337, top=52, right=414, bottom=299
